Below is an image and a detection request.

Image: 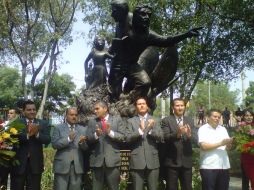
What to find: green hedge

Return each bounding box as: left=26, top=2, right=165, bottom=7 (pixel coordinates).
left=42, top=148, right=55, bottom=190
left=42, top=148, right=241, bottom=189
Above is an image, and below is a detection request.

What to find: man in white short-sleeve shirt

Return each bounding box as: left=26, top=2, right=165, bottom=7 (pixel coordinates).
left=198, top=109, right=233, bottom=190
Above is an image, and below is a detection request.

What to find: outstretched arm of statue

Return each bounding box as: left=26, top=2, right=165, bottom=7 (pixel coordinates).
left=149, top=27, right=203, bottom=47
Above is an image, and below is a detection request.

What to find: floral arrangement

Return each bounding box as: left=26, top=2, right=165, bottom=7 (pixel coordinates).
left=0, top=119, right=25, bottom=166
left=234, top=124, right=254, bottom=155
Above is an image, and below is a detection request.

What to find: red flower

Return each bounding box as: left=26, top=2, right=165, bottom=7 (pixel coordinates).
left=243, top=142, right=254, bottom=152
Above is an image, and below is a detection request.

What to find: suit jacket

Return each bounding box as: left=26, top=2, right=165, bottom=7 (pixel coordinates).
left=12, top=118, right=51, bottom=174
left=161, top=115, right=196, bottom=168
left=126, top=114, right=163, bottom=170
left=52, top=123, right=88, bottom=174
left=86, top=115, right=125, bottom=168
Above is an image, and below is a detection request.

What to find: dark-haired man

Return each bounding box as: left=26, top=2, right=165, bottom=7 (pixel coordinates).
left=86, top=100, right=125, bottom=190
left=198, top=109, right=233, bottom=190
left=52, top=107, right=88, bottom=190
left=161, top=98, right=196, bottom=190
left=11, top=100, right=51, bottom=190
left=126, top=97, right=163, bottom=190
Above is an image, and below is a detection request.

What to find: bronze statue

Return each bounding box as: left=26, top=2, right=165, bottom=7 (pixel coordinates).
left=84, top=36, right=113, bottom=89
left=109, top=3, right=202, bottom=102
left=109, top=0, right=133, bottom=100
left=76, top=3, right=202, bottom=124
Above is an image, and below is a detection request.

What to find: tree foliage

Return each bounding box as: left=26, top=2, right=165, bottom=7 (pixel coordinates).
left=245, top=81, right=254, bottom=110
left=0, top=65, right=22, bottom=108
left=33, top=73, right=76, bottom=114
left=81, top=0, right=254, bottom=101
left=0, top=0, right=80, bottom=117
left=190, top=81, right=239, bottom=114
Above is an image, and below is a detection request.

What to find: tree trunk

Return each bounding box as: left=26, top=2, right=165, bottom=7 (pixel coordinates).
left=37, top=77, right=50, bottom=119
left=36, top=42, right=58, bottom=119
left=21, top=65, right=28, bottom=100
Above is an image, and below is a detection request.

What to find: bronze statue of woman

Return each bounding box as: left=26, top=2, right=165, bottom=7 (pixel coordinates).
left=84, top=36, right=113, bottom=89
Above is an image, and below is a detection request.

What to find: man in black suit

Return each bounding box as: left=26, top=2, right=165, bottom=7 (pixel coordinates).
left=161, top=98, right=196, bottom=190
left=11, top=100, right=51, bottom=190
left=86, top=100, right=125, bottom=190
left=126, top=97, right=163, bottom=190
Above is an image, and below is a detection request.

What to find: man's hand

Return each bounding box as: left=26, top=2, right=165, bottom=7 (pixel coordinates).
left=147, top=119, right=155, bottom=130
left=185, top=124, right=191, bottom=138
left=177, top=125, right=185, bottom=138
left=188, top=27, right=203, bottom=37
left=69, top=131, right=75, bottom=141
left=105, top=123, right=111, bottom=135
left=29, top=124, right=40, bottom=136
left=220, top=138, right=233, bottom=146
left=79, top=135, right=87, bottom=144
left=140, top=119, right=145, bottom=131
left=95, top=125, right=103, bottom=137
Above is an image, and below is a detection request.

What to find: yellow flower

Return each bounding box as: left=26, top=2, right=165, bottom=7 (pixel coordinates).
left=2, top=132, right=10, bottom=139
left=0, top=136, right=3, bottom=142
left=9, top=128, right=18, bottom=135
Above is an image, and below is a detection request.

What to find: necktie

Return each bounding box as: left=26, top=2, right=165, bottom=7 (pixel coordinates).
left=70, top=125, right=75, bottom=132
left=140, top=117, right=145, bottom=130
left=101, top=118, right=106, bottom=132
left=177, top=118, right=182, bottom=126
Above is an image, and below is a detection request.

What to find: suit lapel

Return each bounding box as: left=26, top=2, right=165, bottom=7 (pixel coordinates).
left=135, top=115, right=141, bottom=130
left=170, top=115, right=178, bottom=132
left=62, top=123, right=70, bottom=137
left=95, top=118, right=102, bottom=130
left=182, top=116, right=187, bottom=125
left=108, top=115, right=113, bottom=128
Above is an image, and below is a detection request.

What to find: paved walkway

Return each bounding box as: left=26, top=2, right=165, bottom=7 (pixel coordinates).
left=229, top=177, right=242, bottom=190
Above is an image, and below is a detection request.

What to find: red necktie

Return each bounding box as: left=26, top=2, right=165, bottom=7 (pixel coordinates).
left=101, top=118, right=106, bottom=132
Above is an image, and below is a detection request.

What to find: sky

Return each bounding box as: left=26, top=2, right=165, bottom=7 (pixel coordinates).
left=58, top=12, right=254, bottom=103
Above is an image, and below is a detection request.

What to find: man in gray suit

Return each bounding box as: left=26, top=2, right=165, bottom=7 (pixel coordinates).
left=86, top=100, right=125, bottom=190
left=52, top=107, right=88, bottom=190
left=126, top=97, right=163, bottom=190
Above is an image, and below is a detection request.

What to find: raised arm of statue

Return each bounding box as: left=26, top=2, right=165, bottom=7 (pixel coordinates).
left=149, top=27, right=203, bottom=47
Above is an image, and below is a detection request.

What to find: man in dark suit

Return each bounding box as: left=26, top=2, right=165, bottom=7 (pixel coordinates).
left=0, top=108, right=19, bottom=189
left=11, top=100, right=51, bottom=190
left=126, top=97, right=163, bottom=190
left=52, top=107, right=88, bottom=190
left=161, top=98, right=196, bottom=190
left=86, top=100, right=125, bottom=190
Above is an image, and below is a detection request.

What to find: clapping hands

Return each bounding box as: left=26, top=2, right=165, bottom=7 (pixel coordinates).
left=69, top=130, right=75, bottom=141
left=105, top=123, right=111, bottom=135
left=177, top=124, right=191, bottom=139
left=147, top=119, right=155, bottom=130
left=28, top=123, right=40, bottom=137
left=78, top=135, right=87, bottom=144
left=95, top=124, right=103, bottom=137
